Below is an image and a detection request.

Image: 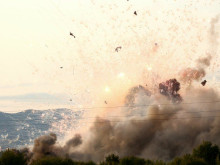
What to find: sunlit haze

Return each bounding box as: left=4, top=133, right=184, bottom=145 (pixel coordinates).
left=0, top=0, right=219, bottom=112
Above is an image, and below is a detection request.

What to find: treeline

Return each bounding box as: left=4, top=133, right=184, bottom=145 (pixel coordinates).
left=0, top=141, right=220, bottom=165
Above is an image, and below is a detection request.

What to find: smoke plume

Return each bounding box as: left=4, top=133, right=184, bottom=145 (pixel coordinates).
left=25, top=81, right=220, bottom=163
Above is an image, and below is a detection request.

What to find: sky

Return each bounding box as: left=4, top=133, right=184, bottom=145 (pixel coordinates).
left=0, top=0, right=219, bottom=113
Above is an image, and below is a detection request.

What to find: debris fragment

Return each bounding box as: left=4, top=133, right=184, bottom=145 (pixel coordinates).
left=201, top=80, right=207, bottom=86
left=70, top=99, right=72, bottom=101
left=70, top=32, right=76, bottom=38
left=60, top=67, right=63, bottom=69
left=115, top=46, right=122, bottom=52
left=104, top=101, right=107, bottom=104
left=134, top=11, right=137, bottom=15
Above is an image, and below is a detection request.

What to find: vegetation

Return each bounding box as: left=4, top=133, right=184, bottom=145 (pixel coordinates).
left=0, top=149, right=27, bottom=165
left=0, top=141, right=219, bottom=165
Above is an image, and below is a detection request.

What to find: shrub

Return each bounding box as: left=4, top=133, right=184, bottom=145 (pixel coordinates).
left=193, top=141, right=219, bottom=165
left=169, top=154, right=207, bottom=165
left=120, top=156, right=146, bottom=165
left=0, top=149, right=27, bottom=165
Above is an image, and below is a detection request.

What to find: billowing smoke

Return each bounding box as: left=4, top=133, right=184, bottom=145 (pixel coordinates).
left=31, top=133, right=57, bottom=161
left=28, top=133, right=82, bottom=163
left=159, top=79, right=182, bottom=103
left=24, top=81, right=220, bottom=163
left=63, top=134, right=82, bottom=153
left=68, top=87, right=220, bottom=162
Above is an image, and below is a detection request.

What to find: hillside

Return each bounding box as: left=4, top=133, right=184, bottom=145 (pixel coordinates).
left=0, top=109, right=83, bottom=150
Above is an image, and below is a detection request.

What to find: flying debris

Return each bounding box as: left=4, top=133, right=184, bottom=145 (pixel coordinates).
left=159, top=79, right=182, bottom=103
left=70, top=32, right=76, bottom=38
left=69, top=99, right=72, bottom=101
left=60, top=67, right=63, bottom=69
left=115, top=46, right=122, bottom=52
left=134, top=11, right=137, bottom=15
left=201, top=80, right=207, bottom=86
left=104, top=101, right=107, bottom=104
left=155, top=43, right=158, bottom=46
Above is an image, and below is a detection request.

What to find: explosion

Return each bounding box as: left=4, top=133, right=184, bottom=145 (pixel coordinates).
left=8, top=5, right=220, bottom=164
left=21, top=75, right=220, bottom=164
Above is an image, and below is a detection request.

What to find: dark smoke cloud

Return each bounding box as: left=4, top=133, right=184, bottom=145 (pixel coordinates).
left=159, top=79, right=182, bottom=103
left=27, top=133, right=82, bottom=164
left=64, top=134, right=82, bottom=153
left=31, top=133, right=57, bottom=161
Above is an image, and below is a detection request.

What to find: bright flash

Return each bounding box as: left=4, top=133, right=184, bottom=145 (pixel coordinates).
left=118, top=72, right=125, bottom=78
left=147, top=65, right=152, bottom=71
left=105, top=87, right=110, bottom=92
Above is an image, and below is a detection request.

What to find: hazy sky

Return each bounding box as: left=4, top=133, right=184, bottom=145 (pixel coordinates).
left=0, top=0, right=219, bottom=112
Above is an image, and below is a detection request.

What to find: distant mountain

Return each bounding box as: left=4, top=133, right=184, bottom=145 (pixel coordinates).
left=0, top=109, right=84, bottom=150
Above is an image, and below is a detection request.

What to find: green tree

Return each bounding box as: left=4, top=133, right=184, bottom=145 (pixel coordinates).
left=193, top=141, right=219, bottom=165
left=31, top=157, right=96, bottom=165
left=120, top=156, right=146, bottom=165
left=106, top=154, right=120, bottom=165
left=0, top=149, right=27, bottom=165
left=99, top=154, right=119, bottom=165
left=30, top=157, right=75, bottom=165
left=153, top=160, right=166, bottom=165
left=77, top=161, right=96, bottom=165
left=169, top=154, right=207, bottom=165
